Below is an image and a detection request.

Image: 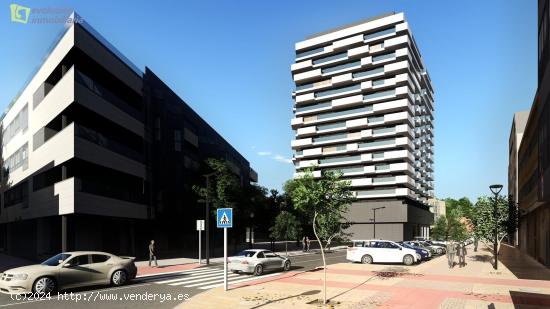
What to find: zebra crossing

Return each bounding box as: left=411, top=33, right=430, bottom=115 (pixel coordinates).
left=141, top=266, right=283, bottom=290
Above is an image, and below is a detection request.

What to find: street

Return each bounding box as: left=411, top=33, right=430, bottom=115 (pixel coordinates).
left=0, top=250, right=347, bottom=308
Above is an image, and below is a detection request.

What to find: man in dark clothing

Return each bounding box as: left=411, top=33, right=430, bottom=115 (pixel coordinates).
left=149, top=240, right=158, bottom=267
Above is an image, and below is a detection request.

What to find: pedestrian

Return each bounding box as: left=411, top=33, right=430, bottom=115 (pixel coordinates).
left=149, top=240, right=158, bottom=267
left=474, top=237, right=478, bottom=252
left=458, top=242, right=467, bottom=267
left=306, top=236, right=311, bottom=252
left=302, top=236, right=307, bottom=252
left=446, top=240, right=456, bottom=268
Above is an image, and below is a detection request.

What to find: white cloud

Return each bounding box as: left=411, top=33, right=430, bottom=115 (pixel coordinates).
left=257, top=151, right=272, bottom=156
left=273, top=154, right=292, bottom=164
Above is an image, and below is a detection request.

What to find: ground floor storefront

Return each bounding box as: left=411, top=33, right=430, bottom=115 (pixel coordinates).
left=518, top=203, right=550, bottom=267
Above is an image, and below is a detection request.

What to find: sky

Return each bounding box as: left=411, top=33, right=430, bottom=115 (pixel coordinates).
left=0, top=0, right=538, bottom=201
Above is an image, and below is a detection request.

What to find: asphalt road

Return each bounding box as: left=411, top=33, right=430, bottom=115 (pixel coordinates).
left=0, top=250, right=348, bottom=308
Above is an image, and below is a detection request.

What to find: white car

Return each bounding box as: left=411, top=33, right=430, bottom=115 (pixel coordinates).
left=346, top=240, right=420, bottom=266
left=228, top=249, right=291, bottom=276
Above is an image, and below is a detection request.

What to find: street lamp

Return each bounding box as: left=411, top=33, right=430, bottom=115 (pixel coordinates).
left=198, top=172, right=215, bottom=265
left=371, top=206, right=386, bottom=239
left=249, top=212, right=255, bottom=249
left=489, top=184, right=503, bottom=270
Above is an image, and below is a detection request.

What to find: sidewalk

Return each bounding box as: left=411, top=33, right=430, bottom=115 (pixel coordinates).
left=177, top=244, right=550, bottom=308
left=135, top=247, right=346, bottom=277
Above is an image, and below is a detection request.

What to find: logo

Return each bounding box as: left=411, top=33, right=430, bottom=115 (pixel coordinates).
left=10, top=3, right=30, bottom=24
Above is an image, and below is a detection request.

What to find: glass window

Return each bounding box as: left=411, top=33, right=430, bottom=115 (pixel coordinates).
left=313, top=133, right=347, bottom=143
left=296, top=101, right=331, bottom=113
left=353, top=67, right=384, bottom=79
left=317, top=121, right=346, bottom=131
left=373, top=176, right=396, bottom=183
left=296, top=83, right=314, bottom=91
left=256, top=252, right=265, bottom=259
left=296, top=46, right=326, bottom=58
left=357, top=188, right=395, bottom=196
left=317, top=106, right=372, bottom=120
left=359, top=139, right=394, bottom=149
left=66, top=255, right=90, bottom=266
left=91, top=254, right=111, bottom=263
left=373, top=127, right=395, bottom=135
left=319, top=155, right=361, bottom=164
left=372, top=79, right=385, bottom=86
left=364, top=89, right=395, bottom=101
left=42, top=253, right=72, bottom=266
left=313, top=52, right=347, bottom=65
left=315, top=84, right=361, bottom=98
left=372, top=152, right=384, bottom=159
left=322, top=60, right=361, bottom=74
left=236, top=250, right=256, bottom=257
left=372, top=52, right=396, bottom=63
left=364, top=27, right=395, bottom=41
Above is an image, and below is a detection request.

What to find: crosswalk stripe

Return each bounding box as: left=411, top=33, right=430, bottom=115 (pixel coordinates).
left=183, top=274, right=253, bottom=288
left=168, top=273, right=241, bottom=286
left=138, top=266, right=222, bottom=279
left=154, top=269, right=224, bottom=284
left=197, top=272, right=282, bottom=290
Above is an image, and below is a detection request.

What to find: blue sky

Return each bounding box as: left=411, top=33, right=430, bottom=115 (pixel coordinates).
left=0, top=0, right=537, bottom=201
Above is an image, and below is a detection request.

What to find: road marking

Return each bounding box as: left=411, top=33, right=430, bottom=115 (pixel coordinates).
left=136, top=266, right=221, bottom=278
left=197, top=272, right=281, bottom=289
left=155, top=270, right=225, bottom=284
left=169, top=273, right=241, bottom=286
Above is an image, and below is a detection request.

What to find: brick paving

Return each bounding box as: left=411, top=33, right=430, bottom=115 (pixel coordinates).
left=177, top=245, right=550, bottom=308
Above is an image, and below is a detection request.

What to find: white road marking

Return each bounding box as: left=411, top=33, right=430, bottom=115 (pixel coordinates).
left=197, top=272, right=281, bottom=289
left=155, top=270, right=225, bottom=284
left=168, top=273, right=240, bottom=286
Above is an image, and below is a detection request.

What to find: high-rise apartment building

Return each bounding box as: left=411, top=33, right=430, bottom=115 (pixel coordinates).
left=0, top=14, right=256, bottom=260
left=291, top=13, right=434, bottom=241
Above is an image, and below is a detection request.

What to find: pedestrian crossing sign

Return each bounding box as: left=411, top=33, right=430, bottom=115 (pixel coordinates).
left=217, top=208, right=233, bottom=228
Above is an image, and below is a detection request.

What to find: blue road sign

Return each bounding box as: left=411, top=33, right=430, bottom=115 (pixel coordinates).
left=217, top=208, right=233, bottom=228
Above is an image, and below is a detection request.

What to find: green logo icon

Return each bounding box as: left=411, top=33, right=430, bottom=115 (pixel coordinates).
left=10, top=3, right=30, bottom=24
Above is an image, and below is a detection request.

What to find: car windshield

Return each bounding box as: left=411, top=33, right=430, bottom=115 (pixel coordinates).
left=235, top=250, right=256, bottom=257
left=41, top=253, right=72, bottom=266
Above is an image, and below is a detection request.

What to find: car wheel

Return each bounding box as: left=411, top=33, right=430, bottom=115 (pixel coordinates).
left=254, top=264, right=264, bottom=276
left=283, top=260, right=291, bottom=271
left=361, top=254, right=373, bottom=264
left=436, top=248, right=443, bottom=255
left=33, top=277, right=57, bottom=294
left=111, top=270, right=128, bottom=286
left=403, top=255, right=414, bottom=266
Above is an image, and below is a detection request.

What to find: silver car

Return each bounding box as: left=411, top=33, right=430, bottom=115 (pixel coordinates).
left=0, top=251, right=137, bottom=294
left=228, top=249, right=291, bottom=276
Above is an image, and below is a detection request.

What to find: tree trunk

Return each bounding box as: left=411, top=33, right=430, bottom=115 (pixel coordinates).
left=285, top=240, right=288, bottom=256
left=312, top=211, right=327, bottom=304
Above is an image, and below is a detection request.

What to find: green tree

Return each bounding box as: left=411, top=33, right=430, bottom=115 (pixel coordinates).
left=431, top=211, right=468, bottom=241
left=192, top=158, right=239, bottom=213
left=444, top=197, right=474, bottom=219
left=269, top=211, right=302, bottom=256
left=284, top=168, right=355, bottom=304
left=472, top=195, right=517, bottom=267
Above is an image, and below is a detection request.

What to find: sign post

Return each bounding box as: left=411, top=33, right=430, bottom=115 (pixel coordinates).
left=196, top=220, right=205, bottom=264
left=216, top=208, right=233, bottom=291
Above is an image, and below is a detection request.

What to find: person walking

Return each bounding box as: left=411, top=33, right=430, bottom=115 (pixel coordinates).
left=446, top=240, right=456, bottom=268
left=302, top=236, right=307, bottom=252
left=149, top=240, right=158, bottom=267
left=473, top=237, right=478, bottom=252
left=306, top=236, right=311, bottom=252
left=458, top=242, right=468, bottom=267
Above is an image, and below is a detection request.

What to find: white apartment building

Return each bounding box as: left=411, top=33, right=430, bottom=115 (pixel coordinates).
left=291, top=13, right=434, bottom=241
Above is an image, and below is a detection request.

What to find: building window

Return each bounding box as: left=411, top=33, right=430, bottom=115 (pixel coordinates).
left=174, top=130, right=182, bottom=152
left=5, top=143, right=28, bottom=173
left=2, top=104, right=28, bottom=146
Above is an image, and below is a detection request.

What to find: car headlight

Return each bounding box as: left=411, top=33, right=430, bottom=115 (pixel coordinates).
left=12, top=274, right=28, bottom=280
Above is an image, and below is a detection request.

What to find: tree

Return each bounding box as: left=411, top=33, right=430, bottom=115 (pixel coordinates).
left=192, top=158, right=239, bottom=213
left=472, top=195, right=517, bottom=267
left=284, top=168, right=355, bottom=304
left=444, top=197, right=474, bottom=219
left=430, top=210, right=469, bottom=241
left=269, top=211, right=302, bottom=256
left=506, top=195, right=519, bottom=244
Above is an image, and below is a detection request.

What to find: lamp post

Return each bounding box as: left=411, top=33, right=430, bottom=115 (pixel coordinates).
left=201, top=172, right=215, bottom=265
left=489, top=184, right=503, bottom=270
left=249, top=212, right=255, bottom=249
left=372, top=206, right=386, bottom=239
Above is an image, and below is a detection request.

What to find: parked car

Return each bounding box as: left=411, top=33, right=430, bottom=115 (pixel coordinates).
left=347, top=240, right=421, bottom=266
left=0, top=252, right=137, bottom=294
left=228, top=249, right=291, bottom=276
left=425, top=240, right=447, bottom=248
left=413, top=236, right=427, bottom=241
left=429, top=240, right=448, bottom=246
left=419, top=241, right=446, bottom=255
left=398, top=242, right=431, bottom=261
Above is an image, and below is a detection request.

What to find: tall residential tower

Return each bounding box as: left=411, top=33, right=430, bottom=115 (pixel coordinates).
left=291, top=13, right=434, bottom=241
